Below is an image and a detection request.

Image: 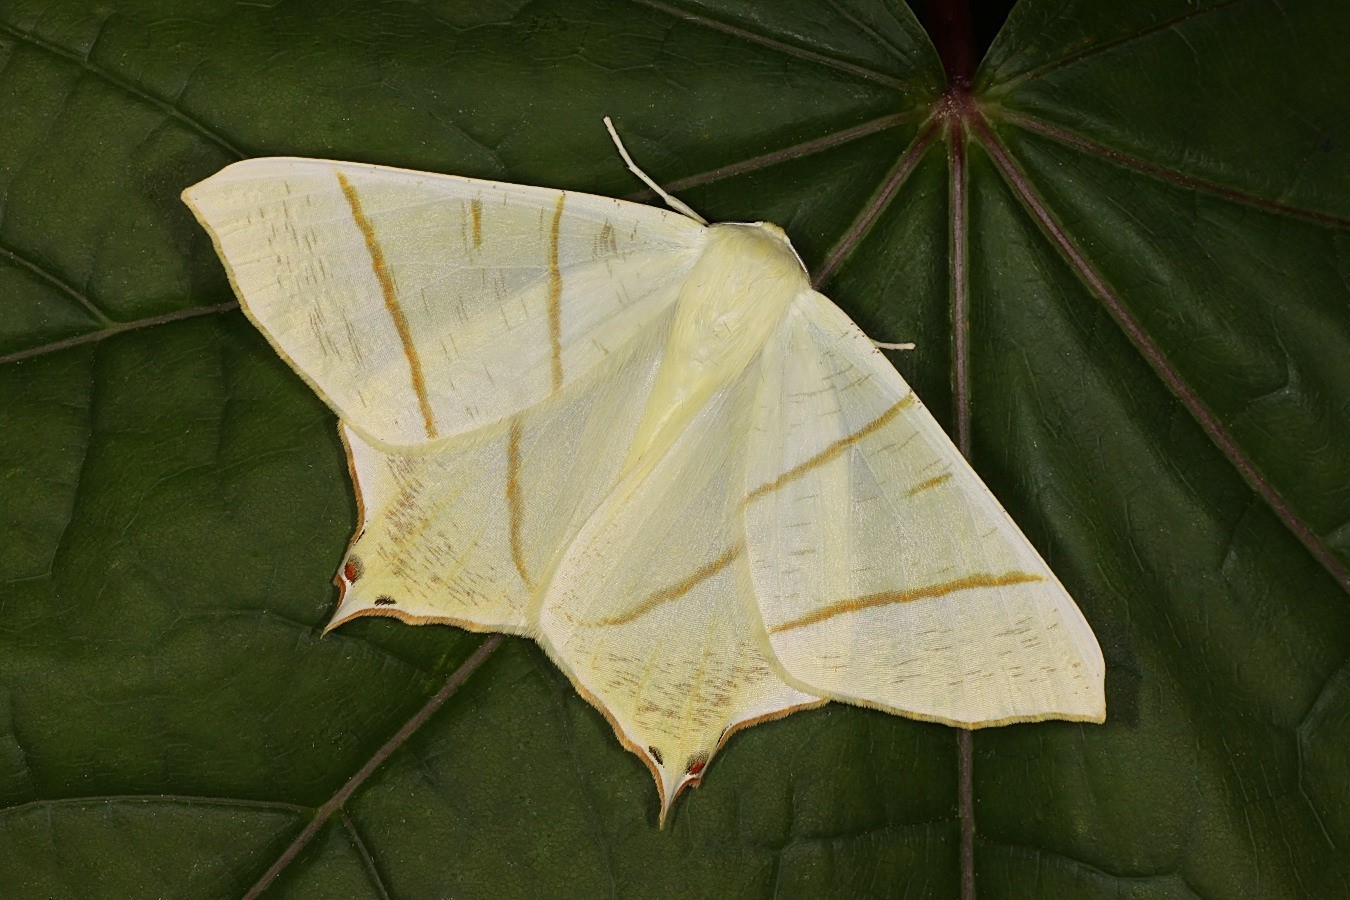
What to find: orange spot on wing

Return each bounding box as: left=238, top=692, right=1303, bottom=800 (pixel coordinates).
left=342, top=558, right=363, bottom=583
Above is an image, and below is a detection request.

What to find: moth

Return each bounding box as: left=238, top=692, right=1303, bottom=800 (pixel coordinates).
left=183, top=121, right=1104, bottom=823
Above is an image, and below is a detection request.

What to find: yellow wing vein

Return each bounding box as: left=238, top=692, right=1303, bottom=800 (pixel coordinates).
left=548, top=192, right=566, bottom=393
left=470, top=198, right=483, bottom=250
left=505, top=418, right=534, bottom=590
left=589, top=545, right=743, bottom=627
left=906, top=472, right=953, bottom=496
left=769, top=571, right=1045, bottom=634
left=744, top=394, right=915, bottom=504
left=334, top=170, right=439, bottom=439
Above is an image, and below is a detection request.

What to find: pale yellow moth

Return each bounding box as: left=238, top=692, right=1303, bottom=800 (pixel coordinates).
left=182, top=121, right=1104, bottom=824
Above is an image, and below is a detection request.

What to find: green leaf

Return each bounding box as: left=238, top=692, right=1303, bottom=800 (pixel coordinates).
left=1, top=0, right=1346, bottom=896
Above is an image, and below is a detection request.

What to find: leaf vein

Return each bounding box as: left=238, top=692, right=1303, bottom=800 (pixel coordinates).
left=242, top=635, right=504, bottom=899
left=971, top=111, right=1350, bottom=592
left=996, top=111, right=1350, bottom=229
left=0, top=302, right=239, bottom=366
left=630, top=0, right=907, bottom=89
left=983, top=0, right=1248, bottom=94
left=341, top=811, right=392, bottom=900
left=0, top=20, right=244, bottom=159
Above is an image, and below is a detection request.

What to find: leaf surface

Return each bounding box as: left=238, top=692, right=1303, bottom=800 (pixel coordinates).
left=1, top=0, right=1346, bottom=896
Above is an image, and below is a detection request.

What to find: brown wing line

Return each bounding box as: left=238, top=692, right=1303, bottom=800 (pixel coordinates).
left=548, top=192, right=566, bottom=393
left=505, top=418, right=534, bottom=590
left=587, top=545, right=743, bottom=628
left=769, top=571, right=1046, bottom=635
left=335, top=170, right=439, bottom=439
left=743, top=394, right=915, bottom=504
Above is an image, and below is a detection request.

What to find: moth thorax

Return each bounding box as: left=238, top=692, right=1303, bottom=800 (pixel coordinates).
left=672, top=222, right=808, bottom=358
left=624, top=223, right=808, bottom=469
left=706, top=221, right=809, bottom=287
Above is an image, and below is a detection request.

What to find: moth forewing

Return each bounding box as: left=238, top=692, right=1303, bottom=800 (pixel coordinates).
left=182, top=157, right=705, bottom=449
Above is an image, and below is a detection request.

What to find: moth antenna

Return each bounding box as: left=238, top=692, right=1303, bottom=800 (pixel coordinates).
left=604, top=116, right=709, bottom=225
left=872, top=340, right=917, bottom=351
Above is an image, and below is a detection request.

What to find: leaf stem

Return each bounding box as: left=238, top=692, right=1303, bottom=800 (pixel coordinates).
left=812, top=119, right=941, bottom=289
left=922, top=0, right=976, bottom=90
left=946, top=84, right=978, bottom=900
left=949, top=105, right=972, bottom=457
left=958, top=729, right=975, bottom=900
left=921, top=2, right=979, bottom=895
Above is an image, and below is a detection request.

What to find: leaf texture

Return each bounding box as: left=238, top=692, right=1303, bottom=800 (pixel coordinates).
left=0, top=0, right=1346, bottom=896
